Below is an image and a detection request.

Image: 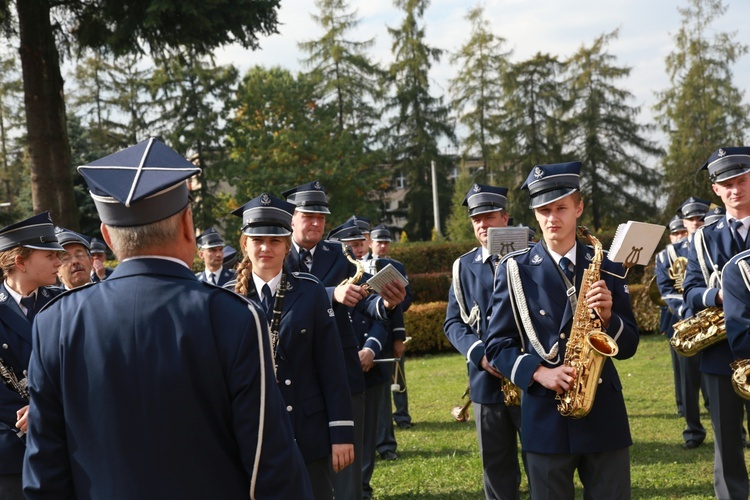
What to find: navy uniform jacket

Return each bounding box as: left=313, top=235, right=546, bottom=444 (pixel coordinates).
left=485, top=241, right=639, bottom=454
left=23, top=259, right=311, bottom=499
left=228, top=270, right=354, bottom=462
left=196, top=267, right=235, bottom=287
left=655, top=239, right=690, bottom=334
left=683, top=218, right=738, bottom=375
left=350, top=305, right=390, bottom=388
left=90, top=267, right=114, bottom=282
left=723, top=249, right=750, bottom=359
left=287, top=241, right=389, bottom=395
left=444, top=247, right=505, bottom=404
left=0, top=284, right=59, bottom=474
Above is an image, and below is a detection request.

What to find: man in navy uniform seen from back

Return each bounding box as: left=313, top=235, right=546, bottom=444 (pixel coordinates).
left=23, top=138, right=312, bottom=499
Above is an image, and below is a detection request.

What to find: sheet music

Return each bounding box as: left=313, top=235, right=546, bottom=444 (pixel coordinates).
left=608, top=221, right=665, bottom=266
left=366, top=263, right=409, bottom=294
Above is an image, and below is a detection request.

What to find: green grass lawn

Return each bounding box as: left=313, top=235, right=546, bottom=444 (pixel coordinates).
left=370, top=334, right=748, bottom=499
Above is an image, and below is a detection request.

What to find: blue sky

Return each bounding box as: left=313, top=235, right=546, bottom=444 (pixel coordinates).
left=216, top=0, right=750, bottom=151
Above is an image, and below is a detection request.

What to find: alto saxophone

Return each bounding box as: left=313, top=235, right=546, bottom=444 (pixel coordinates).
left=339, top=244, right=372, bottom=295
left=556, top=227, right=620, bottom=418
left=670, top=307, right=725, bottom=356
left=730, top=359, right=750, bottom=400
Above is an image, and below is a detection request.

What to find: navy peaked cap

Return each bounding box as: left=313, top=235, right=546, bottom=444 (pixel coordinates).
left=196, top=227, right=225, bottom=249
left=223, top=245, right=238, bottom=266
left=463, top=184, right=508, bottom=217
left=89, top=237, right=108, bottom=254
left=370, top=224, right=392, bottom=242
left=522, top=162, right=581, bottom=209
left=281, top=181, right=330, bottom=214
left=701, top=147, right=750, bottom=183
left=677, top=196, right=710, bottom=219
left=347, top=215, right=371, bottom=233
left=54, top=227, right=90, bottom=250
left=231, top=193, right=295, bottom=237
left=0, top=212, right=64, bottom=252
left=668, top=215, right=686, bottom=233
left=327, top=219, right=365, bottom=242
left=78, top=137, right=200, bottom=227
left=703, top=205, right=726, bottom=226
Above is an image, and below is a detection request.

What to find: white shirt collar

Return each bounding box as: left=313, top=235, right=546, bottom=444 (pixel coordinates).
left=4, top=280, right=35, bottom=312
left=292, top=241, right=316, bottom=257
left=121, top=255, right=190, bottom=269
left=547, top=243, right=577, bottom=267
left=252, top=271, right=282, bottom=300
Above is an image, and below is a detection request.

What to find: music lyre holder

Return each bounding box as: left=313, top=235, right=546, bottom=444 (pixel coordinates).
left=602, top=245, right=643, bottom=280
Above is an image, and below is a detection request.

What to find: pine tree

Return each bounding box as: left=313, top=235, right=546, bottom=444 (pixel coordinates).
left=448, top=5, right=510, bottom=177
left=385, top=0, right=455, bottom=241
left=565, top=30, right=663, bottom=230
left=653, top=0, right=750, bottom=211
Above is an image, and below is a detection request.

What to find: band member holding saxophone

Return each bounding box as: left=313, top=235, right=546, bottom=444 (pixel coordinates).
left=444, top=183, right=525, bottom=500
left=485, top=162, right=638, bottom=499
left=658, top=198, right=710, bottom=450
left=682, top=147, right=750, bottom=500
left=227, top=193, right=354, bottom=500
left=0, top=213, right=63, bottom=499
left=24, top=140, right=311, bottom=499
left=282, top=181, right=406, bottom=500
left=655, top=215, right=688, bottom=416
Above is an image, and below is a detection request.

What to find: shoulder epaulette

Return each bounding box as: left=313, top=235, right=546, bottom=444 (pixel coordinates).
left=291, top=271, right=323, bottom=285
left=499, top=246, right=531, bottom=264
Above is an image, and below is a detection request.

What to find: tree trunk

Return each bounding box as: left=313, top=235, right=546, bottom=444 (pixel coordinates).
left=16, top=0, right=80, bottom=230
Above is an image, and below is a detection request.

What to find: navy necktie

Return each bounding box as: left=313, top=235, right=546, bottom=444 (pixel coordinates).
left=731, top=219, right=747, bottom=252
left=298, top=248, right=311, bottom=272
left=209, top=272, right=217, bottom=285
left=261, top=284, right=273, bottom=319
left=489, top=254, right=499, bottom=271
left=20, top=295, right=36, bottom=322
left=559, top=257, right=575, bottom=282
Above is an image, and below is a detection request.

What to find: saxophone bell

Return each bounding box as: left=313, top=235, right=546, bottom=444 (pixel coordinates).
left=731, top=359, right=750, bottom=400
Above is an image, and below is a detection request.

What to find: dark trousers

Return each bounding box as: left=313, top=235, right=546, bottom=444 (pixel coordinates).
left=0, top=474, right=24, bottom=500
left=669, top=344, right=683, bottom=414
left=333, top=391, right=365, bottom=500
left=704, top=372, right=749, bottom=500
left=678, top=352, right=706, bottom=444
left=376, top=380, right=397, bottom=455
left=362, top=383, right=384, bottom=499
left=475, top=402, right=523, bottom=500
left=308, top=456, right=334, bottom=500
left=525, top=447, right=630, bottom=500
left=392, top=357, right=411, bottom=425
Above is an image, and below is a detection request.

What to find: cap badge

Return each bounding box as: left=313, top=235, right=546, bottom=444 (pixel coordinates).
left=531, top=254, right=542, bottom=264
left=473, top=184, right=481, bottom=192
left=260, top=193, right=271, bottom=206
left=533, top=167, right=544, bottom=179
left=313, top=181, right=322, bottom=190
left=718, top=149, right=726, bottom=158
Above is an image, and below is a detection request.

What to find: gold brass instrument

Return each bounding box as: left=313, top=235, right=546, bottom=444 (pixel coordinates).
left=339, top=244, right=372, bottom=294
left=731, top=359, right=750, bottom=400
left=500, top=375, right=521, bottom=406
left=647, top=276, right=666, bottom=306
left=668, top=256, right=688, bottom=294
left=451, top=386, right=472, bottom=422
left=556, top=226, right=620, bottom=418
left=670, top=307, right=725, bottom=356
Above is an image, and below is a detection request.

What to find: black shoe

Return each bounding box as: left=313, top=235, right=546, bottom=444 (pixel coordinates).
left=684, top=440, right=701, bottom=449
left=380, top=451, right=398, bottom=461
left=396, top=421, right=413, bottom=429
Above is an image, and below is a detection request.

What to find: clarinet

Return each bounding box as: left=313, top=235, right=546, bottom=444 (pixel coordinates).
left=268, top=271, right=288, bottom=377
left=0, top=357, right=28, bottom=438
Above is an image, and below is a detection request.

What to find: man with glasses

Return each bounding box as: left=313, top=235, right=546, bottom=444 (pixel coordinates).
left=54, top=228, right=94, bottom=290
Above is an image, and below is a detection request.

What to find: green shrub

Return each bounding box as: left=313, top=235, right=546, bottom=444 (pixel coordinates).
left=389, top=242, right=476, bottom=274
left=409, top=272, right=452, bottom=304
left=404, top=302, right=454, bottom=354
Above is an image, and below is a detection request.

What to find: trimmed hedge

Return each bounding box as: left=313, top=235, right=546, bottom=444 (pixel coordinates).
left=403, top=284, right=662, bottom=356
left=409, top=272, right=452, bottom=304
left=388, top=242, right=476, bottom=274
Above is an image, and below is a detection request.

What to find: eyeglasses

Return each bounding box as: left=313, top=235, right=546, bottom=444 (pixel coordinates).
left=59, top=251, right=90, bottom=264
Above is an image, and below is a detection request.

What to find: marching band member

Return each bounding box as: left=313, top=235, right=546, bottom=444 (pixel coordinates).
left=682, top=147, right=750, bottom=499
left=227, top=193, right=354, bottom=500
left=659, top=198, right=711, bottom=450
left=0, top=212, right=63, bottom=500
left=443, top=183, right=524, bottom=499
left=282, top=180, right=407, bottom=500
left=54, top=227, right=94, bottom=290
left=23, top=139, right=311, bottom=499
left=485, top=161, right=638, bottom=499
left=195, top=227, right=235, bottom=286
